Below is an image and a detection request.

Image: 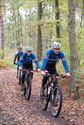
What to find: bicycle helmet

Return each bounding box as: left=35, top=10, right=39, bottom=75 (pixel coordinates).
left=26, top=47, right=32, bottom=52
left=52, top=42, right=61, bottom=49
left=18, top=47, right=22, bottom=51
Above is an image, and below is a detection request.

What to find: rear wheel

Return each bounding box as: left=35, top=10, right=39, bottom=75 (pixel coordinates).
left=50, top=85, right=62, bottom=117
left=24, top=77, right=32, bottom=100
left=19, top=76, right=22, bottom=85
left=17, top=66, right=19, bottom=78
left=18, top=70, right=22, bottom=85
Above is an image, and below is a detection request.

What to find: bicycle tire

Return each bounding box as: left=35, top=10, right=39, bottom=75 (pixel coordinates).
left=50, top=85, right=62, bottom=117
left=40, top=85, right=50, bottom=110
left=24, top=76, right=32, bottom=100
left=18, top=70, right=22, bottom=85
left=19, top=76, right=22, bottom=85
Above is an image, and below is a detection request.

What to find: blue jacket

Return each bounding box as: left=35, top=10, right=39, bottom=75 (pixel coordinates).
left=19, top=53, right=40, bottom=69
left=14, top=51, right=24, bottom=64
left=41, top=49, right=69, bottom=73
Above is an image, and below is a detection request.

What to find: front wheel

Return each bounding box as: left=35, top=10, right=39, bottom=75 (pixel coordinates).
left=50, top=85, right=62, bottom=117
left=40, top=85, right=50, bottom=110
left=24, top=77, right=32, bottom=100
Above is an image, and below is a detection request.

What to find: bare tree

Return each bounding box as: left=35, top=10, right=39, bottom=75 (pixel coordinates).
left=0, top=0, right=4, bottom=59
left=80, top=0, right=84, bottom=27
left=54, top=0, right=60, bottom=41
left=68, top=0, right=79, bottom=98
left=37, top=0, right=43, bottom=60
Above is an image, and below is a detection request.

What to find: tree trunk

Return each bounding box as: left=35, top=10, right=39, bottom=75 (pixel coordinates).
left=12, top=3, right=16, bottom=48
left=16, top=9, right=23, bottom=47
left=68, top=0, right=79, bottom=98
left=0, top=0, right=4, bottom=59
left=54, top=0, right=60, bottom=41
left=12, top=0, right=23, bottom=47
left=80, top=0, right=84, bottom=27
left=37, top=0, right=43, bottom=60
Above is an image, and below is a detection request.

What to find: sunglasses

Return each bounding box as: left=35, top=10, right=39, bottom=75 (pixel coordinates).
left=27, top=51, right=32, bottom=52
left=54, top=48, right=60, bottom=50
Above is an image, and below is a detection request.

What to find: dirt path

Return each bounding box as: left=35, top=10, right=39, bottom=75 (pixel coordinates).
left=0, top=69, right=84, bottom=125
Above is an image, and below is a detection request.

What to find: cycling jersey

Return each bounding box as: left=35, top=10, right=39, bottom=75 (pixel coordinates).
left=14, top=51, right=24, bottom=64
left=19, top=53, right=40, bottom=69
left=41, top=49, right=69, bottom=73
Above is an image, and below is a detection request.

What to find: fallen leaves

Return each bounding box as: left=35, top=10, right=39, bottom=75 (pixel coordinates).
left=0, top=69, right=84, bottom=125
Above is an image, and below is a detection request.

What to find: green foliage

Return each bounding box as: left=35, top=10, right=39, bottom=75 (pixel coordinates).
left=2, top=0, right=84, bottom=69
left=22, top=0, right=37, bottom=10
left=0, top=59, right=13, bottom=68
left=59, top=0, right=68, bottom=14
left=77, top=27, right=84, bottom=66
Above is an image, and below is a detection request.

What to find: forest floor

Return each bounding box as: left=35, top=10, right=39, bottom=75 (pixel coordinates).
left=0, top=69, right=84, bottom=125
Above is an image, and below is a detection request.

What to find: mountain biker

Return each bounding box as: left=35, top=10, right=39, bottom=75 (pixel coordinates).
left=13, top=47, right=24, bottom=77
left=19, top=47, right=40, bottom=86
left=41, top=42, right=70, bottom=96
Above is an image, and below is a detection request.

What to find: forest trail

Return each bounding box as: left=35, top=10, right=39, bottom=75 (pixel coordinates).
left=0, top=69, right=84, bottom=125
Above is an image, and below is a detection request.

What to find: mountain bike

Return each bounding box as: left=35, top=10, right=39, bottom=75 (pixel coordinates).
left=40, top=73, right=66, bottom=117
left=14, top=62, right=20, bottom=79
left=19, top=69, right=33, bottom=100
left=14, top=62, right=22, bottom=85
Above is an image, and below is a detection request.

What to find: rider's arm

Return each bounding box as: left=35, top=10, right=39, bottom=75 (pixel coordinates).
left=13, top=54, right=17, bottom=64
left=60, top=52, right=70, bottom=73
left=41, top=50, right=50, bottom=71
left=32, top=54, right=40, bottom=69
left=18, top=53, right=25, bottom=66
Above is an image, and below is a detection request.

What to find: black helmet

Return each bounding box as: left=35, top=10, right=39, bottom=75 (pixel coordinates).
left=18, top=47, right=22, bottom=51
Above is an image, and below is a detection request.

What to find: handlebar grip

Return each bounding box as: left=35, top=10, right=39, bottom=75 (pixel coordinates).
left=62, top=75, right=66, bottom=78
left=14, top=63, right=17, bottom=65
left=46, top=73, right=50, bottom=77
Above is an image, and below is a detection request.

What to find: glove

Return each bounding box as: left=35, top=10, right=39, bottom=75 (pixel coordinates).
left=37, top=69, right=41, bottom=72
left=66, top=73, right=70, bottom=77
left=41, top=71, right=46, bottom=76
left=13, top=62, right=16, bottom=64
left=14, top=62, right=18, bottom=65
left=19, top=66, right=22, bottom=70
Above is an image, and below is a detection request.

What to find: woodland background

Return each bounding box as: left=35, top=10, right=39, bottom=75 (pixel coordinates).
left=0, top=0, right=84, bottom=97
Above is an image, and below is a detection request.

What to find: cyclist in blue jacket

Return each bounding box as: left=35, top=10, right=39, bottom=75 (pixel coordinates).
left=41, top=42, right=70, bottom=96
left=13, top=47, right=24, bottom=77
left=19, top=47, right=40, bottom=85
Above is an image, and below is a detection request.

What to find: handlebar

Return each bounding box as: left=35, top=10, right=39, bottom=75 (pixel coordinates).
left=45, top=72, right=66, bottom=79
left=57, top=74, right=66, bottom=78
left=19, top=69, right=39, bottom=73
left=14, top=62, right=18, bottom=65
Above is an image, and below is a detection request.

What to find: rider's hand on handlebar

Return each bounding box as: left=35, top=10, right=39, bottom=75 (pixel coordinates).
left=14, top=62, right=17, bottom=65
left=41, top=71, right=46, bottom=76
left=66, top=73, right=70, bottom=78
left=37, top=68, right=41, bottom=72
left=19, top=66, right=22, bottom=70
left=41, top=70, right=48, bottom=76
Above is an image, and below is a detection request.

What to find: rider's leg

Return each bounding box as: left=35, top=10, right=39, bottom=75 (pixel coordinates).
left=41, top=76, right=49, bottom=96
left=21, top=65, right=27, bottom=85
left=22, top=72, right=25, bottom=85
left=29, top=66, right=33, bottom=80
left=30, top=72, right=33, bottom=79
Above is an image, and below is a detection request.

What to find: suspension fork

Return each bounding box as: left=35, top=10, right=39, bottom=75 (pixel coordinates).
left=52, top=81, right=58, bottom=95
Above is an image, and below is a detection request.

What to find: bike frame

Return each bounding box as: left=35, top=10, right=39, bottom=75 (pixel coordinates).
left=44, top=74, right=58, bottom=90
